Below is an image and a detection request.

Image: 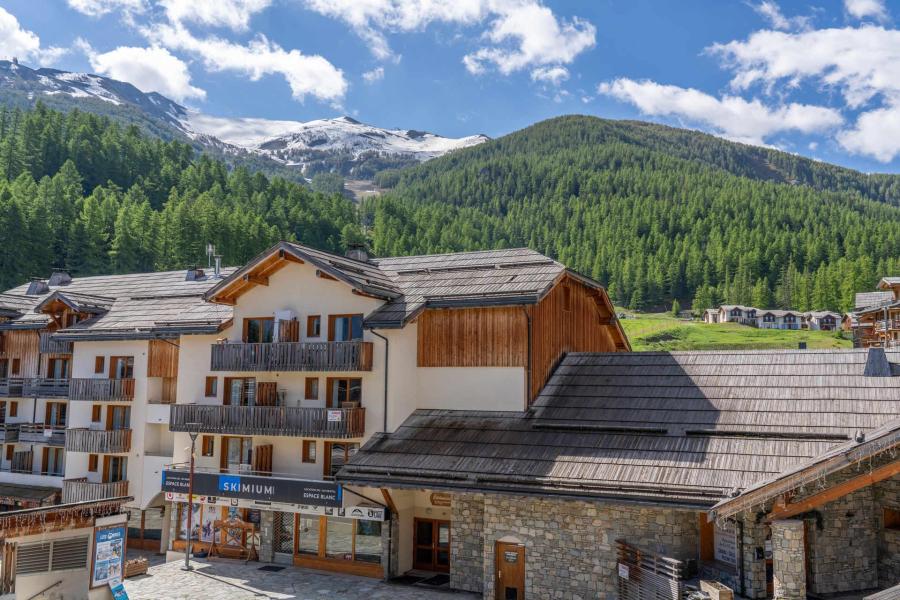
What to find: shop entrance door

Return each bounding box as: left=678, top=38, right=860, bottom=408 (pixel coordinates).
left=413, top=518, right=450, bottom=572
left=495, top=541, right=525, bottom=600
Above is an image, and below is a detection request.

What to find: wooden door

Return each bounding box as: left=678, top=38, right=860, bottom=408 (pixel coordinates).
left=413, top=518, right=450, bottom=572
left=495, top=541, right=525, bottom=600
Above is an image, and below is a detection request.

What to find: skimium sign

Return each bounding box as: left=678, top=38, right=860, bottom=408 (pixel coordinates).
left=162, top=469, right=342, bottom=507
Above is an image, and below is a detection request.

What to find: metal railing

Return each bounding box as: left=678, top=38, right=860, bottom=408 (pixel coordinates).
left=0, top=423, right=18, bottom=443
left=39, top=332, right=72, bottom=354
left=23, top=378, right=70, bottom=398
left=68, top=378, right=134, bottom=401
left=65, top=428, right=132, bottom=453
left=170, top=404, right=366, bottom=438
left=18, top=424, right=66, bottom=446
left=62, top=478, right=128, bottom=503
left=0, top=378, right=24, bottom=397
left=210, top=340, right=373, bottom=372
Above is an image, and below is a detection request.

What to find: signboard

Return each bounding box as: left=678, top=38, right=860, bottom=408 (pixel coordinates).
left=430, top=492, right=451, bottom=507
left=161, top=469, right=342, bottom=507
left=164, top=491, right=386, bottom=521
left=91, top=525, right=126, bottom=589
left=618, top=563, right=629, bottom=580
left=714, top=521, right=738, bottom=566
left=327, top=410, right=342, bottom=422
left=503, top=551, right=518, bottom=563
left=109, top=581, right=129, bottom=600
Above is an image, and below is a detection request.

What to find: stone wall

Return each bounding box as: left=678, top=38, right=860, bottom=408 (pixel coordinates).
left=473, top=495, right=699, bottom=600
left=805, top=486, right=878, bottom=594
left=450, top=493, right=485, bottom=592
left=771, top=520, right=805, bottom=600
left=258, top=510, right=274, bottom=563
left=876, top=475, right=900, bottom=588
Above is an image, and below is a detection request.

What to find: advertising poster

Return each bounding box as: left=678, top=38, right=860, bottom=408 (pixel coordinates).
left=92, top=525, right=126, bottom=589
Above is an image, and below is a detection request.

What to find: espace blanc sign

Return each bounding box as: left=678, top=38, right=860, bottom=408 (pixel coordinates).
left=161, top=469, right=342, bottom=507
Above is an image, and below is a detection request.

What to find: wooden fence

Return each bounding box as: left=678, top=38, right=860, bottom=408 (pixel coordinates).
left=65, top=428, right=132, bottom=453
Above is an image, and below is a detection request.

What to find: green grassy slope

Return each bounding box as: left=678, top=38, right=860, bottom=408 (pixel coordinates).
left=620, top=312, right=852, bottom=351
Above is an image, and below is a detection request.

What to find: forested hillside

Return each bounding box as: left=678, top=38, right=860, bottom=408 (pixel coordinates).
left=366, top=116, right=900, bottom=313
left=0, top=103, right=360, bottom=289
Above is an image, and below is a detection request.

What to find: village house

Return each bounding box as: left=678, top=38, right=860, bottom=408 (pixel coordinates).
left=703, top=305, right=840, bottom=331
left=846, top=278, right=900, bottom=349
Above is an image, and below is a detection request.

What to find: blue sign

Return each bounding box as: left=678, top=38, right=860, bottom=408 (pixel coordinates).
left=218, top=475, right=241, bottom=493
left=92, top=525, right=126, bottom=589
left=110, top=581, right=129, bottom=600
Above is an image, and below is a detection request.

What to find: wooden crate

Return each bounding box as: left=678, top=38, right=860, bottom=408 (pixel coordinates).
left=700, top=580, right=734, bottom=600
left=124, top=557, right=149, bottom=578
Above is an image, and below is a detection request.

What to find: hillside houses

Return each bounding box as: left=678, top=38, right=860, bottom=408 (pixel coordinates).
left=845, top=278, right=900, bottom=349
left=703, top=305, right=840, bottom=330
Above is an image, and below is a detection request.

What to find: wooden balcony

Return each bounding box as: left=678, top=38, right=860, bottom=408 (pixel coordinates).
left=10, top=450, right=32, bottom=473
left=18, top=424, right=66, bottom=446
left=62, top=478, right=128, bottom=503
left=68, top=378, right=134, bottom=402
left=0, top=378, right=24, bottom=397
left=170, top=404, right=366, bottom=438
left=210, top=341, right=373, bottom=372
left=0, top=423, right=18, bottom=443
left=65, top=428, right=132, bottom=453
left=39, top=332, right=72, bottom=354
left=23, top=378, right=70, bottom=398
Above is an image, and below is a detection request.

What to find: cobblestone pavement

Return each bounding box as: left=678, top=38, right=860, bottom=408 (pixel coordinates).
left=123, top=558, right=479, bottom=600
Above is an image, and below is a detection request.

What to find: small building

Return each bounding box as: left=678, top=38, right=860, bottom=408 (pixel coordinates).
left=703, top=308, right=719, bottom=324
left=804, top=310, right=841, bottom=331
left=848, top=278, right=900, bottom=348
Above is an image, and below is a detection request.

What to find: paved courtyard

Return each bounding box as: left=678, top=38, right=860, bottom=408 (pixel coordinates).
left=123, top=558, right=479, bottom=600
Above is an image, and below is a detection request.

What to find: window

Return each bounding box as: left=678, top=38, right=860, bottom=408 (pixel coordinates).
left=326, top=377, right=361, bottom=408
left=88, top=454, right=98, bottom=472
left=201, top=435, right=214, bottom=457
left=45, top=402, right=66, bottom=427
left=94, top=356, right=105, bottom=374
left=221, top=437, right=252, bottom=470
left=106, top=405, right=130, bottom=430
left=224, top=378, right=256, bottom=406
left=297, top=516, right=320, bottom=555
left=11, top=358, right=20, bottom=375
left=0, top=359, right=7, bottom=378
left=91, top=405, right=101, bottom=423
left=307, top=315, right=321, bottom=337
left=325, top=517, right=353, bottom=559
left=103, top=455, right=127, bottom=483
left=109, top=356, right=134, bottom=379
left=205, top=377, right=218, bottom=397
left=328, top=314, right=364, bottom=341
left=296, top=516, right=382, bottom=565
left=243, top=317, right=274, bottom=343
left=47, top=357, right=70, bottom=379
left=43, top=447, right=64, bottom=476
left=302, top=440, right=317, bottom=463
left=323, top=442, right=359, bottom=478
left=304, top=377, right=319, bottom=401
left=886, top=507, right=900, bottom=531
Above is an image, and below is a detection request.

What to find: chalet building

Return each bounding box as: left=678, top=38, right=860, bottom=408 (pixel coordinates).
left=703, top=305, right=840, bottom=331
left=847, top=278, right=900, bottom=348
left=341, top=348, right=900, bottom=599
left=160, top=242, right=627, bottom=578
left=0, top=266, right=235, bottom=553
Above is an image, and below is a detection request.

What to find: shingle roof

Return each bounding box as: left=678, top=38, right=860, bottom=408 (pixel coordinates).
left=340, top=349, right=900, bottom=507
left=855, top=291, right=894, bottom=310
left=34, top=290, right=114, bottom=314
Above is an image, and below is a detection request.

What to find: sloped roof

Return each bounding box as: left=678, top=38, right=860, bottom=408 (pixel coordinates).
left=878, top=277, right=900, bottom=289
left=0, top=293, right=38, bottom=318
left=340, top=349, right=900, bottom=508
left=855, top=291, right=893, bottom=310
left=34, top=290, right=114, bottom=315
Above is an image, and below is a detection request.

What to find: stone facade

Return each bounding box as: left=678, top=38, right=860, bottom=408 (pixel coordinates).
left=258, top=510, right=274, bottom=563
left=771, top=520, right=806, bottom=600
left=876, top=475, right=900, bottom=589
left=451, top=493, right=485, bottom=593
left=447, top=493, right=700, bottom=600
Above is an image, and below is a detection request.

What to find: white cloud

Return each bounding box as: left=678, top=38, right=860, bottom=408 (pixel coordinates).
left=80, top=40, right=205, bottom=102
left=837, top=101, right=900, bottom=161
left=302, top=0, right=595, bottom=77
left=844, top=0, right=888, bottom=21
left=67, top=0, right=145, bottom=17
left=531, top=65, right=568, bottom=86
left=362, top=66, right=384, bottom=83
left=0, top=7, right=67, bottom=66
left=146, top=23, right=347, bottom=103
left=749, top=1, right=810, bottom=31
left=160, top=0, right=271, bottom=32
left=597, top=78, right=843, bottom=145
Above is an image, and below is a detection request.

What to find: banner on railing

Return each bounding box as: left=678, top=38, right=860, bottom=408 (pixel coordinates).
left=161, top=469, right=342, bottom=507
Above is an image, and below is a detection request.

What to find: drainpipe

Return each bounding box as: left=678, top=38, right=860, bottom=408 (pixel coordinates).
left=369, top=329, right=389, bottom=433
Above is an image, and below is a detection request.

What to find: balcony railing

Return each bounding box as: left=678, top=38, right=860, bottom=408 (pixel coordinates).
left=0, top=423, right=19, bottom=443
left=10, top=450, right=32, bottom=473
left=39, top=332, right=72, bottom=354
left=0, top=378, right=24, bottom=397
left=65, top=428, right=132, bottom=453
left=170, top=404, right=366, bottom=438
left=23, top=378, right=70, bottom=398
left=211, top=341, right=373, bottom=372
left=18, top=424, right=66, bottom=446
left=68, top=378, right=134, bottom=402
left=875, top=319, right=900, bottom=332
left=62, top=478, right=128, bottom=503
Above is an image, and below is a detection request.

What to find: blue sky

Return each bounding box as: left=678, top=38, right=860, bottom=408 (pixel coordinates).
left=2, top=0, right=899, bottom=172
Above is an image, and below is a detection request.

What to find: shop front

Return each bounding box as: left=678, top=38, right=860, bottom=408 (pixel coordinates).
left=161, top=467, right=389, bottom=577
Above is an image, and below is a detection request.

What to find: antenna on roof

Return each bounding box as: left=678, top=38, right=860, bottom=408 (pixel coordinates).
left=206, top=244, right=216, bottom=268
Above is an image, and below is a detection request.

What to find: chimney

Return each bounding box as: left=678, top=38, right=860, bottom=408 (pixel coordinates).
left=48, top=269, right=72, bottom=287
left=864, top=347, right=893, bottom=377
left=26, top=278, right=49, bottom=296
left=345, top=243, right=369, bottom=263
left=185, top=266, right=205, bottom=281
left=214, top=255, right=223, bottom=279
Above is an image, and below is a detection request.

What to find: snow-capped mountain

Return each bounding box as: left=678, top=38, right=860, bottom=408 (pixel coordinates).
left=0, top=60, right=488, bottom=177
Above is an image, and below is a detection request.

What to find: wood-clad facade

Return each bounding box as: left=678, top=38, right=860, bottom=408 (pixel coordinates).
left=148, top=339, right=179, bottom=378
left=417, top=306, right=527, bottom=368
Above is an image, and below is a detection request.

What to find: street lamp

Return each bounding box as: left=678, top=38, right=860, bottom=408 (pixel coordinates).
left=183, top=422, right=202, bottom=571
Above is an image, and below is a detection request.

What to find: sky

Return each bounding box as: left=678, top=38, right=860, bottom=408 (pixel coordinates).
left=1, top=0, right=899, bottom=173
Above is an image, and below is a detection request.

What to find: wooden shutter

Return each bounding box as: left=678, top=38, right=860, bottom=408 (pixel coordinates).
left=102, top=455, right=110, bottom=483
left=256, top=382, right=278, bottom=406
left=252, top=443, right=273, bottom=474
left=94, top=356, right=105, bottom=374
left=279, top=319, right=300, bottom=342
left=41, top=448, right=48, bottom=474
